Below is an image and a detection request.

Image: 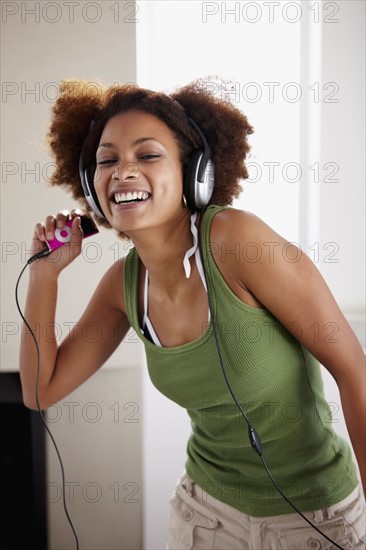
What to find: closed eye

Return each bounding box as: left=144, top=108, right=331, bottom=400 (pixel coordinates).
left=97, top=159, right=117, bottom=166
left=139, top=154, right=161, bottom=160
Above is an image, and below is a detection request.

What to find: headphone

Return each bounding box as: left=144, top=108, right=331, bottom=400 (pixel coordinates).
left=78, top=103, right=215, bottom=218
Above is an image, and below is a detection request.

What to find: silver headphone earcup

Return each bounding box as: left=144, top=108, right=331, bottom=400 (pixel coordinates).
left=194, top=157, right=215, bottom=209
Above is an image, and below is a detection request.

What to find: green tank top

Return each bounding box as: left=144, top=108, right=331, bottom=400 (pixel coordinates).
left=123, top=205, right=358, bottom=516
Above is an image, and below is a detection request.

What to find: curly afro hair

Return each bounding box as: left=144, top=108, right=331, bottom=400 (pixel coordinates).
left=47, top=77, right=254, bottom=234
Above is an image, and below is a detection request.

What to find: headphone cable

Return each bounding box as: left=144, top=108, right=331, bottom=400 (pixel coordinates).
left=202, top=229, right=345, bottom=550
left=15, top=253, right=80, bottom=550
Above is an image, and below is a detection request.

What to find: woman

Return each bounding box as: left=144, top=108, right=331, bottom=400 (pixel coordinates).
left=20, top=79, right=365, bottom=549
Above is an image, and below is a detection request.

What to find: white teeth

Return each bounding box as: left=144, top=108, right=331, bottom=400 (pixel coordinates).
left=114, top=191, right=149, bottom=203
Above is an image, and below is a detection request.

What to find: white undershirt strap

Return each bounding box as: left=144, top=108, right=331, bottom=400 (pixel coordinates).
left=183, top=211, right=198, bottom=279
left=143, top=269, right=163, bottom=347
left=142, top=213, right=210, bottom=347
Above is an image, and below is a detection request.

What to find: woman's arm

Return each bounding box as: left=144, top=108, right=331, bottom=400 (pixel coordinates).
left=211, top=209, right=366, bottom=493
left=19, top=212, right=130, bottom=410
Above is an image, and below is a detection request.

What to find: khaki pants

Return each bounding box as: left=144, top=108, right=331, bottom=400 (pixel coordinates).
left=167, top=471, right=366, bottom=550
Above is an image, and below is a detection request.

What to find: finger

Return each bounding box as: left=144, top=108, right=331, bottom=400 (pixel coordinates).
left=68, top=217, right=83, bottom=259
left=34, top=222, right=47, bottom=242
left=55, top=210, right=70, bottom=228
left=70, top=208, right=84, bottom=219
left=71, top=216, right=83, bottom=239
left=45, top=215, right=56, bottom=240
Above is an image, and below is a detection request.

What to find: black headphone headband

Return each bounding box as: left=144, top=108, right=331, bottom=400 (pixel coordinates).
left=79, top=100, right=215, bottom=218
left=172, top=100, right=213, bottom=183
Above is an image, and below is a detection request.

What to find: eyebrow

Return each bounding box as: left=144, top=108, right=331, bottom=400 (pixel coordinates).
left=97, top=137, right=160, bottom=150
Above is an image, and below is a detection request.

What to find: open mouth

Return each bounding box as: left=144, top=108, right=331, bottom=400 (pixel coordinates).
left=112, top=191, right=151, bottom=204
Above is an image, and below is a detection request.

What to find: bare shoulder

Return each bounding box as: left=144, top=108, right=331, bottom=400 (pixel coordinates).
left=210, top=207, right=283, bottom=246
left=209, top=206, right=312, bottom=298
left=209, top=207, right=292, bottom=277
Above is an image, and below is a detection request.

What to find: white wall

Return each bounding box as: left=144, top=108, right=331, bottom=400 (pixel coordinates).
left=319, top=0, right=365, bottom=331
left=136, top=1, right=365, bottom=549
left=1, top=2, right=143, bottom=548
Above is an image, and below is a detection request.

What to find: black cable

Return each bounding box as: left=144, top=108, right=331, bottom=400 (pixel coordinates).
left=203, top=235, right=345, bottom=550
left=15, top=251, right=80, bottom=550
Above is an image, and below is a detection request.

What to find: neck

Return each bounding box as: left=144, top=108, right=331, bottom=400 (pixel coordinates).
left=128, top=210, right=194, bottom=293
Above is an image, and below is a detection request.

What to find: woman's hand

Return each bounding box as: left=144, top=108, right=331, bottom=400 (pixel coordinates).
left=29, top=209, right=84, bottom=275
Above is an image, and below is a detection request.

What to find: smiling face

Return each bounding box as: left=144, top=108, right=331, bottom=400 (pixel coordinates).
left=93, top=109, right=185, bottom=236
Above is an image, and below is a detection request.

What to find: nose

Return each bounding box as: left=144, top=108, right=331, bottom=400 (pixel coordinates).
left=113, top=161, right=139, bottom=181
